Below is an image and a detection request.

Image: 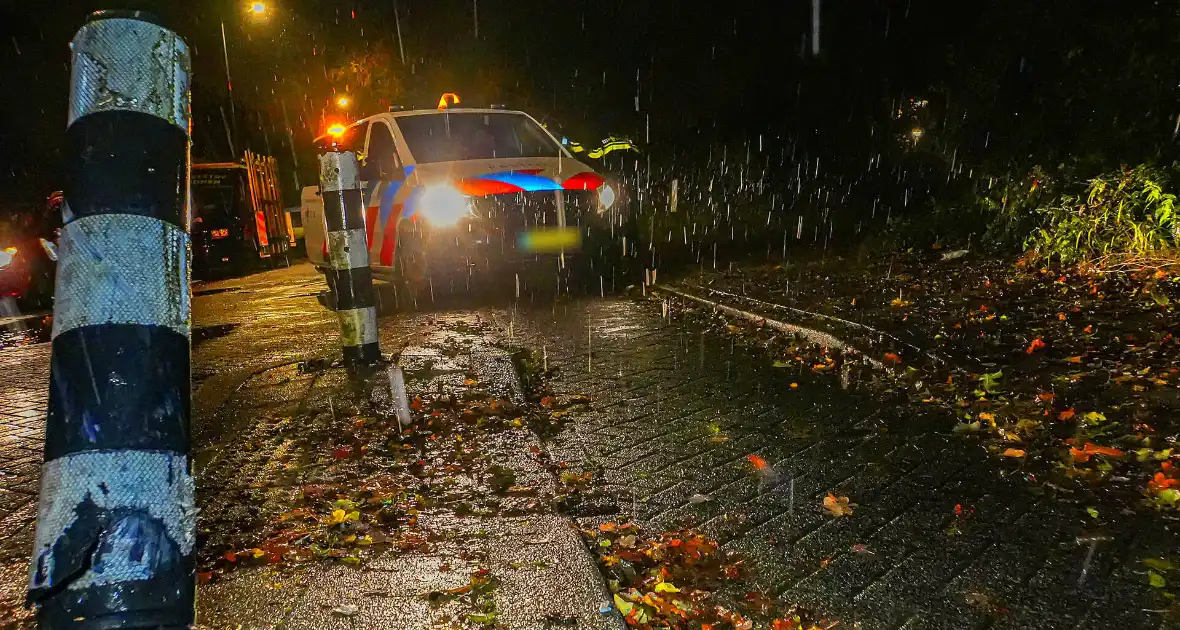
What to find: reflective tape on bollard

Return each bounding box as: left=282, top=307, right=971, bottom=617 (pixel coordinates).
left=30, top=12, right=195, bottom=629
left=319, top=151, right=381, bottom=369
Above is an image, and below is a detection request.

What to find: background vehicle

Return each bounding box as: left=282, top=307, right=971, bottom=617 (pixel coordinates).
left=192, top=151, right=297, bottom=278
left=301, top=101, right=620, bottom=301
left=0, top=192, right=62, bottom=310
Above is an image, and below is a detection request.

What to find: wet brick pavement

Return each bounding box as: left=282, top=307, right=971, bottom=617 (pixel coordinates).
left=517, top=299, right=1180, bottom=630
left=0, top=264, right=1176, bottom=629
left=0, top=344, right=50, bottom=556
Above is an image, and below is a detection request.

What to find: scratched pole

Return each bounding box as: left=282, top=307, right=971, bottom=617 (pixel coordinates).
left=27, top=11, right=195, bottom=628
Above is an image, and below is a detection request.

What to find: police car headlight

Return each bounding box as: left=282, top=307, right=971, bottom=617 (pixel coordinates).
left=598, top=184, right=617, bottom=212
left=419, top=185, right=472, bottom=227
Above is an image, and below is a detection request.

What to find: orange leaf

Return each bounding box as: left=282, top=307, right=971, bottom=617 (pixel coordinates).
left=883, top=352, right=902, bottom=364
left=1026, top=337, right=1046, bottom=354
left=1085, top=443, right=1124, bottom=457
left=823, top=493, right=855, bottom=517
left=1067, top=356, right=1083, bottom=364
left=1057, top=409, right=1076, bottom=421
left=599, top=522, right=617, bottom=533
left=1037, top=392, right=1055, bottom=402
left=1057, top=313, right=1067, bottom=321
left=1001, top=448, right=1026, bottom=457
left=410, top=396, right=424, bottom=411
left=1071, top=442, right=1124, bottom=463
left=748, top=454, right=768, bottom=470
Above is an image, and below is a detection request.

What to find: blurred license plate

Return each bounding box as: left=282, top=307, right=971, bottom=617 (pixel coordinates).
left=517, top=227, right=581, bottom=253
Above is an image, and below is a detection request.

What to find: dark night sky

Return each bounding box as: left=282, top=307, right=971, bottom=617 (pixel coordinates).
left=0, top=0, right=947, bottom=206
left=1, top=1, right=1177, bottom=212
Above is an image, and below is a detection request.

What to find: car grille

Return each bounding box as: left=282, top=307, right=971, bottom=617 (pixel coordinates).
left=470, top=190, right=597, bottom=232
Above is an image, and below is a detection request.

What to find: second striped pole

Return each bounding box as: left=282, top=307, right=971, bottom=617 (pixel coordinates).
left=319, top=150, right=381, bottom=370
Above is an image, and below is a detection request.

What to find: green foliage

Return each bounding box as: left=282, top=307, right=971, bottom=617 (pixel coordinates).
left=1023, top=165, right=1177, bottom=265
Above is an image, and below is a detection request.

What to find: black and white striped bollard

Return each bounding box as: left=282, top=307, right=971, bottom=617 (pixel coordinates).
left=27, top=11, right=195, bottom=628
left=319, top=150, right=381, bottom=370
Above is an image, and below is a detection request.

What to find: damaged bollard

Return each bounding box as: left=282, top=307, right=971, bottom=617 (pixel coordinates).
left=319, top=150, right=382, bottom=370
left=27, top=10, right=196, bottom=628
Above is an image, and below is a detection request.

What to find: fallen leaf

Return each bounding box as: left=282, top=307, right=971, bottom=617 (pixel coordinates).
left=823, top=493, right=855, bottom=517
left=1070, top=442, right=1125, bottom=463
left=748, top=454, right=768, bottom=471
left=1149, top=572, right=1167, bottom=588
left=1144, top=557, right=1176, bottom=571
left=332, top=604, right=359, bottom=617
left=883, top=352, right=902, bottom=364
left=1057, top=409, right=1076, bottom=421
left=1001, top=448, right=1026, bottom=458
left=1026, top=337, right=1046, bottom=354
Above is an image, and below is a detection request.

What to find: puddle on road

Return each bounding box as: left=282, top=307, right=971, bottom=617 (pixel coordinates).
left=192, top=323, right=239, bottom=347
left=192, top=286, right=243, bottom=297
left=0, top=312, right=53, bottom=350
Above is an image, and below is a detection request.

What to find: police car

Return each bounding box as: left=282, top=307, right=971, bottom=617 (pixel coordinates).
left=300, top=95, right=619, bottom=297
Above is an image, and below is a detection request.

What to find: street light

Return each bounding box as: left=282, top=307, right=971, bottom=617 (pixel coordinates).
left=248, top=2, right=267, bottom=16
left=336, top=95, right=352, bottom=109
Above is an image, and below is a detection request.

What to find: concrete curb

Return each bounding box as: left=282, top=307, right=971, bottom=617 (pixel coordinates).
left=652, top=284, right=885, bottom=370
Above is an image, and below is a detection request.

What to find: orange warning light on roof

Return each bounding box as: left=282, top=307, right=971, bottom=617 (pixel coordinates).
left=438, top=93, right=461, bottom=109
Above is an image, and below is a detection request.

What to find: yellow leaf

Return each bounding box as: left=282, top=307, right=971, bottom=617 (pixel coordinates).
left=613, top=594, right=634, bottom=616
left=654, top=581, right=681, bottom=593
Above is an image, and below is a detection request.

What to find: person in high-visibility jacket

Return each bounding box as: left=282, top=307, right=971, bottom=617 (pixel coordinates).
left=561, top=135, right=639, bottom=160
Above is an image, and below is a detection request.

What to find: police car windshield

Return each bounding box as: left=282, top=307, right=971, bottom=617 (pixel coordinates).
left=396, top=112, right=563, bottom=163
